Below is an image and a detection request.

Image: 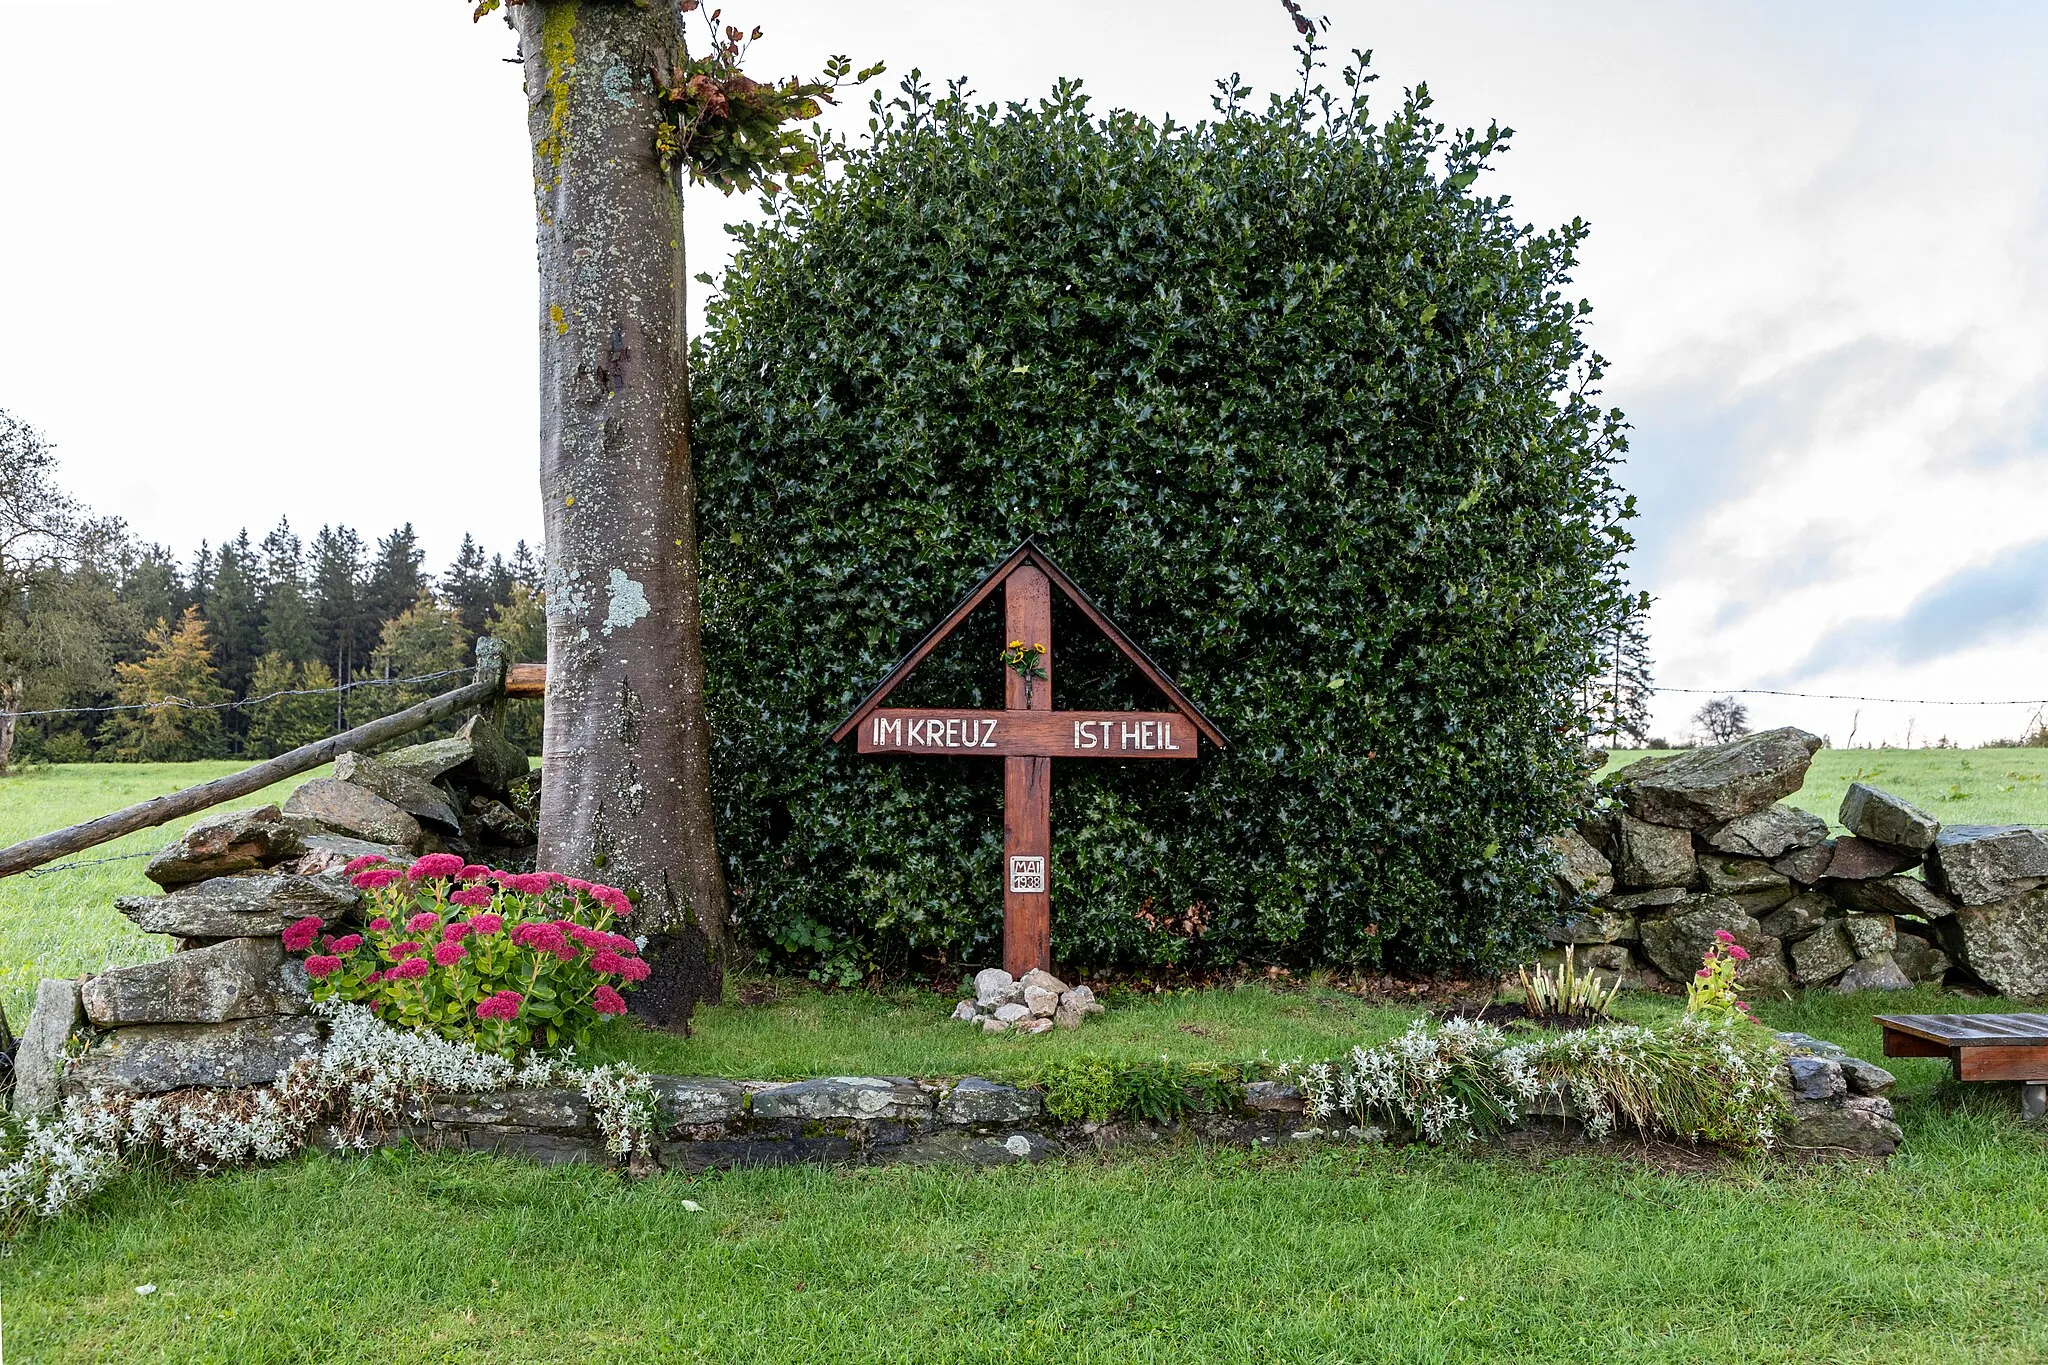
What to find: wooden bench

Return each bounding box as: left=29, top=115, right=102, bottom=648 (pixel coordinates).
left=1876, top=1013, right=2048, bottom=1119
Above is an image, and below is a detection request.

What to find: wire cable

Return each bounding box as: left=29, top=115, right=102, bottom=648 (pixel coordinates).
left=0, top=668, right=473, bottom=721
left=1650, top=687, right=2048, bottom=707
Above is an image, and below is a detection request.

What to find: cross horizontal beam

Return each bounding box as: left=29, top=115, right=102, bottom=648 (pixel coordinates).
left=856, top=708, right=1199, bottom=759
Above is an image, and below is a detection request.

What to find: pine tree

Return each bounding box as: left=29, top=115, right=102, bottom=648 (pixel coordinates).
left=1582, top=592, right=1655, bottom=748
left=363, top=524, right=427, bottom=637
left=442, top=533, right=496, bottom=641
left=258, top=519, right=318, bottom=664
left=509, top=540, right=540, bottom=592
left=204, top=529, right=263, bottom=707
left=100, top=606, right=228, bottom=761
left=244, top=652, right=334, bottom=756
left=187, top=541, right=215, bottom=611
left=309, top=524, right=366, bottom=715
left=114, top=544, right=184, bottom=660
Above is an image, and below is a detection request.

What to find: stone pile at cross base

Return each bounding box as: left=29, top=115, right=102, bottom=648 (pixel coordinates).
left=1548, top=727, right=2048, bottom=998
left=8, top=716, right=535, bottom=1118
left=951, top=967, right=1106, bottom=1034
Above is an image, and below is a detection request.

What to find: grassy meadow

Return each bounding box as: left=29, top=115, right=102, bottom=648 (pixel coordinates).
left=0, top=763, right=330, bottom=1027
left=1601, top=745, right=2048, bottom=830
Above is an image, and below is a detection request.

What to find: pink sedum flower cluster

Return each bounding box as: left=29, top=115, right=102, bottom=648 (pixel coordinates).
left=283, top=854, right=645, bottom=1055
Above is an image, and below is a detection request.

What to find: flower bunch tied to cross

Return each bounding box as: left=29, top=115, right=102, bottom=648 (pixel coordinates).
left=280, top=854, right=648, bottom=1055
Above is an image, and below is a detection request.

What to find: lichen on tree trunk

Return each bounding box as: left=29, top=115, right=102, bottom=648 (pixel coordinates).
left=514, top=0, right=731, bottom=1026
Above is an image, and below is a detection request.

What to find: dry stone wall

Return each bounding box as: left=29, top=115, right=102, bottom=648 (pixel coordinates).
left=9, top=717, right=536, bottom=1118
left=1550, top=728, right=2048, bottom=997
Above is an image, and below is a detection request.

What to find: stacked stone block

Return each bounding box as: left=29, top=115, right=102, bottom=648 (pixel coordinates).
left=1549, top=728, right=2048, bottom=997
left=9, top=716, right=535, bottom=1116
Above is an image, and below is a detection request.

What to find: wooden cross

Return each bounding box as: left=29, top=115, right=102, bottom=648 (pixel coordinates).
left=832, top=540, right=1226, bottom=977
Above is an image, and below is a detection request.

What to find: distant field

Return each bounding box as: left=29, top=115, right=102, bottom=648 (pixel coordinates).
left=0, top=762, right=327, bottom=1026
left=1602, top=745, right=2048, bottom=830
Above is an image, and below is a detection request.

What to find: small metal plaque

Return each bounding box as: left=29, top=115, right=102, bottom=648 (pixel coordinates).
left=1008, top=855, right=1046, bottom=895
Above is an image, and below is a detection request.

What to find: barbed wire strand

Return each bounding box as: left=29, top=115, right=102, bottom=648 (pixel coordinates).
left=1650, top=687, right=2048, bottom=707
left=21, top=849, right=155, bottom=880
left=0, top=667, right=473, bottom=721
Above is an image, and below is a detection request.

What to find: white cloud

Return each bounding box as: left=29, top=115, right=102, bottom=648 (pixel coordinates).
left=2, top=0, right=2042, bottom=742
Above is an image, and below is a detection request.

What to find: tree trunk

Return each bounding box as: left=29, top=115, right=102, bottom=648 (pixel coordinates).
left=514, top=0, right=731, bottom=1027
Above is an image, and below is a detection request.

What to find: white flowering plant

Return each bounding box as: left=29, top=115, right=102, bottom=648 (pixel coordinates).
left=1288, top=1015, right=1787, bottom=1149
left=0, top=1002, right=668, bottom=1229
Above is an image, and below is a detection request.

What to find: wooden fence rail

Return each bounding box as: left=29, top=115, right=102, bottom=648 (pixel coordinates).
left=0, top=642, right=533, bottom=881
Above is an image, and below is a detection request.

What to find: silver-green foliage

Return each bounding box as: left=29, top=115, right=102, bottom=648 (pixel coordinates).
left=693, top=49, right=1636, bottom=979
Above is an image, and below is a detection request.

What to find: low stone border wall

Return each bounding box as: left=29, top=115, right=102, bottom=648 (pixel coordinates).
left=320, top=1038, right=1903, bottom=1173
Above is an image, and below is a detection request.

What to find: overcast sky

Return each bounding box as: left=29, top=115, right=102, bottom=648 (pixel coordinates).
left=4, top=1, right=2044, bottom=745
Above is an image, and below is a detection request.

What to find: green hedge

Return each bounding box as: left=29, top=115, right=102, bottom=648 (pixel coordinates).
left=693, top=62, right=1634, bottom=982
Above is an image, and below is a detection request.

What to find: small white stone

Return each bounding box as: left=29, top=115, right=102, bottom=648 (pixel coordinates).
left=681, top=1200, right=704, bottom=1213
left=950, top=1000, right=979, bottom=1023
left=1003, top=1135, right=1033, bottom=1156
left=1020, top=968, right=1070, bottom=996
left=1023, top=985, right=1059, bottom=1018
left=982, top=1016, right=1012, bottom=1033
left=993, top=1002, right=1031, bottom=1024
left=973, top=967, right=1016, bottom=1007
left=1019, top=1018, right=1054, bottom=1035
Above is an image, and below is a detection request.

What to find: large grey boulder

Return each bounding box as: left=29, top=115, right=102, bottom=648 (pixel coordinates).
left=1701, top=804, right=1829, bottom=860
left=1759, top=892, right=1834, bottom=941
left=749, top=1077, right=933, bottom=1122
left=1608, top=728, right=1823, bottom=828
left=1637, top=898, right=1789, bottom=991
left=1784, top=1095, right=1902, bottom=1157
left=379, top=715, right=530, bottom=798
left=1826, top=875, right=1954, bottom=921
left=1825, top=838, right=1919, bottom=882
left=1773, top=842, right=1837, bottom=886
left=1789, top=923, right=1856, bottom=985
left=283, top=778, right=423, bottom=849
left=116, top=872, right=359, bottom=939
left=1551, top=829, right=1613, bottom=900
left=1926, top=826, right=2048, bottom=906
left=81, top=938, right=307, bottom=1026
left=1785, top=1055, right=1845, bottom=1102
left=1939, top=888, right=2048, bottom=997
left=1697, top=855, right=1791, bottom=897
left=63, top=1016, right=324, bottom=1096
left=1839, top=784, right=1940, bottom=854
left=332, top=753, right=463, bottom=834
left=10, top=979, right=82, bottom=1116
left=940, top=1077, right=1043, bottom=1125
left=1844, top=915, right=1895, bottom=958
left=1833, top=955, right=1912, bottom=993
left=650, top=1077, right=747, bottom=1127
left=144, top=805, right=302, bottom=889
left=1891, top=931, right=1952, bottom=984
left=1612, top=814, right=1695, bottom=888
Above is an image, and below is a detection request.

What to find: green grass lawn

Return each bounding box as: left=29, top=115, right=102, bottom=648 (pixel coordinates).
left=6, top=759, right=2048, bottom=1360
left=4, top=987, right=2045, bottom=1363
left=1603, top=745, right=2048, bottom=830
left=0, top=762, right=331, bottom=1027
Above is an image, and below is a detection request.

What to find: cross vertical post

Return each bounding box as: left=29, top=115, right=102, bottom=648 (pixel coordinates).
left=1002, top=564, right=1053, bottom=977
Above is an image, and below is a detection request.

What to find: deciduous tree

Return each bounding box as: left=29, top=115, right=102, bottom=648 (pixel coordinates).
left=471, top=0, right=876, bottom=1020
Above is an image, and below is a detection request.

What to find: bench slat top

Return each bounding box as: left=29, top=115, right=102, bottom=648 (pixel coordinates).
left=1876, top=1014, right=2048, bottom=1046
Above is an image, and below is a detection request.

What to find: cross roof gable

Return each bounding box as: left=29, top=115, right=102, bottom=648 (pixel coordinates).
left=829, top=538, right=1228, bottom=750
